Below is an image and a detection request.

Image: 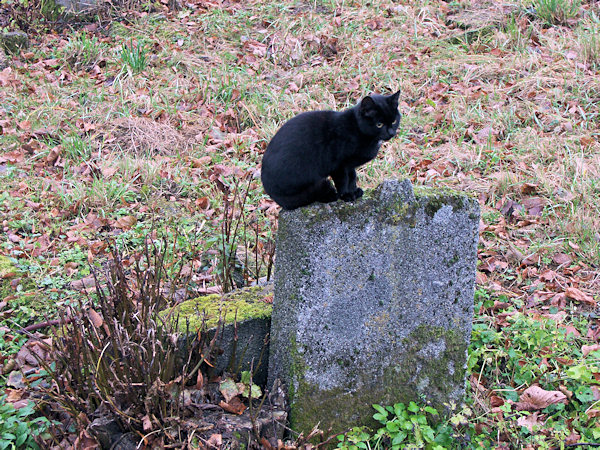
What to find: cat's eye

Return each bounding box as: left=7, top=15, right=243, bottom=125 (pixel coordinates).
left=376, top=123, right=384, bottom=128
left=392, top=119, right=398, bottom=125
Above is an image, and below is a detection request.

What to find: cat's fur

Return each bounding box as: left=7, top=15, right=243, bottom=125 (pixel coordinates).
left=261, top=91, right=401, bottom=210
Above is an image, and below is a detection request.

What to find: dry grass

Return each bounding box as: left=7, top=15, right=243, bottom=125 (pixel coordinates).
left=100, top=117, right=199, bottom=155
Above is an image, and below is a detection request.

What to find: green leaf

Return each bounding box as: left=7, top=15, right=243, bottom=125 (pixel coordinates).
left=15, top=432, right=27, bottom=446
left=422, top=426, right=435, bottom=442
left=386, top=421, right=399, bottom=432
left=240, top=371, right=251, bottom=384
left=391, top=431, right=407, bottom=444
left=408, top=401, right=419, bottom=413
left=372, top=404, right=388, bottom=415
left=373, top=413, right=388, bottom=423
left=393, top=403, right=405, bottom=416
left=424, top=406, right=439, bottom=415
left=567, top=364, right=593, bottom=382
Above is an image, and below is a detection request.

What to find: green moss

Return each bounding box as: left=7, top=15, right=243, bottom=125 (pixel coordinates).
left=413, top=185, right=472, bottom=218
left=0, top=256, right=19, bottom=299
left=162, top=285, right=273, bottom=331
left=291, top=182, right=475, bottom=231
left=0, top=256, right=17, bottom=275
left=288, top=325, right=467, bottom=436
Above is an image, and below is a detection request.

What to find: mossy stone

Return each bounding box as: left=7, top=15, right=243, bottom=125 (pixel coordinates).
left=163, top=285, right=272, bottom=332
left=0, top=32, right=29, bottom=55
left=162, top=285, right=273, bottom=385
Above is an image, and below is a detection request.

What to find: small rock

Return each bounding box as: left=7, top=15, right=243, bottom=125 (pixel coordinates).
left=0, top=31, right=29, bottom=55
left=89, top=416, right=137, bottom=450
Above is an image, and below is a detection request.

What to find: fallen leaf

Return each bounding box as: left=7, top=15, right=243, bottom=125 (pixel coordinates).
left=73, top=429, right=99, bottom=450
left=88, top=308, right=103, bottom=328
left=563, top=325, right=580, bottom=338
left=219, top=397, right=246, bottom=415
left=552, top=253, right=572, bottom=266
left=219, top=378, right=242, bottom=403
left=207, top=434, right=222, bottom=447
left=559, top=385, right=573, bottom=399
left=582, top=344, right=600, bottom=357
left=114, top=215, right=137, bottom=229
left=516, top=385, right=568, bottom=411
left=520, top=183, right=538, bottom=194
left=5, top=388, right=25, bottom=403
left=490, top=395, right=505, bottom=407
left=71, top=275, right=96, bottom=291
left=565, top=287, right=596, bottom=305
left=142, top=414, right=153, bottom=432
left=479, top=257, right=508, bottom=273
left=566, top=431, right=581, bottom=445
left=195, top=197, right=209, bottom=209
left=516, top=411, right=541, bottom=432
left=521, top=197, right=546, bottom=216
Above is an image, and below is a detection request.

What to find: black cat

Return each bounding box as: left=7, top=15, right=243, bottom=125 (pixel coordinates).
left=261, top=91, right=401, bottom=210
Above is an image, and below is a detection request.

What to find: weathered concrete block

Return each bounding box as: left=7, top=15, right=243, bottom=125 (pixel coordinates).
left=268, top=179, right=479, bottom=435
left=0, top=32, right=29, bottom=55
left=164, top=285, right=272, bottom=386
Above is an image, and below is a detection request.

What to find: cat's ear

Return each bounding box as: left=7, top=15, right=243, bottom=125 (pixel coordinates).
left=389, top=89, right=401, bottom=105
left=359, top=96, right=377, bottom=117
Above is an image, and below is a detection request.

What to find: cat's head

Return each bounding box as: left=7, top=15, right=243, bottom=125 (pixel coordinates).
left=356, top=90, right=401, bottom=140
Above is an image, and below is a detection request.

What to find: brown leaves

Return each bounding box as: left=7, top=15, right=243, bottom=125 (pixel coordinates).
left=582, top=344, right=600, bottom=357
left=516, top=385, right=568, bottom=411
left=565, top=287, right=596, bottom=305
left=114, top=215, right=137, bottom=230
left=219, top=397, right=247, bottom=415
left=516, top=411, right=542, bottom=432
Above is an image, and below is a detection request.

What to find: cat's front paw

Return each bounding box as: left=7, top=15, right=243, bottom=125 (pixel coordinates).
left=340, top=188, right=363, bottom=202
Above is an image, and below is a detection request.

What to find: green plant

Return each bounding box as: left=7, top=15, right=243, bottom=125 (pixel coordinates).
left=337, top=402, right=453, bottom=450
left=502, top=13, right=535, bottom=51
left=56, top=31, right=107, bottom=71
left=120, top=39, right=148, bottom=75
left=531, top=0, right=581, bottom=26
left=61, top=134, right=93, bottom=161
left=58, top=177, right=138, bottom=216
left=578, top=12, right=600, bottom=66
left=0, top=328, right=27, bottom=356
left=0, top=0, right=64, bottom=32
left=0, top=397, right=51, bottom=449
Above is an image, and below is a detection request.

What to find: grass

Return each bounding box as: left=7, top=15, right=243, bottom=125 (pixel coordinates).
left=578, top=11, right=600, bottom=67
left=0, top=0, right=599, bottom=447
left=531, top=0, right=581, bottom=26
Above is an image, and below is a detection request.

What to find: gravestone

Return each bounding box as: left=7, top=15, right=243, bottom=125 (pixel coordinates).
left=268, top=179, right=480, bottom=435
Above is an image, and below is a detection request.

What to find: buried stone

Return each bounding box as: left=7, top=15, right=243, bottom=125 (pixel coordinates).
left=268, top=179, right=480, bottom=436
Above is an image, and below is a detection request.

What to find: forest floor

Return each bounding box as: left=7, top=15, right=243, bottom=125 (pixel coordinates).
left=1, top=0, right=600, bottom=448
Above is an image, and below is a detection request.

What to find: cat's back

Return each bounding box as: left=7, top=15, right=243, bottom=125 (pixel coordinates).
left=266, top=109, right=337, bottom=150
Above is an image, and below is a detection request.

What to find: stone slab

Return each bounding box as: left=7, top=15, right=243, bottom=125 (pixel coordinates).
left=164, top=285, right=272, bottom=386
left=267, top=179, right=480, bottom=435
